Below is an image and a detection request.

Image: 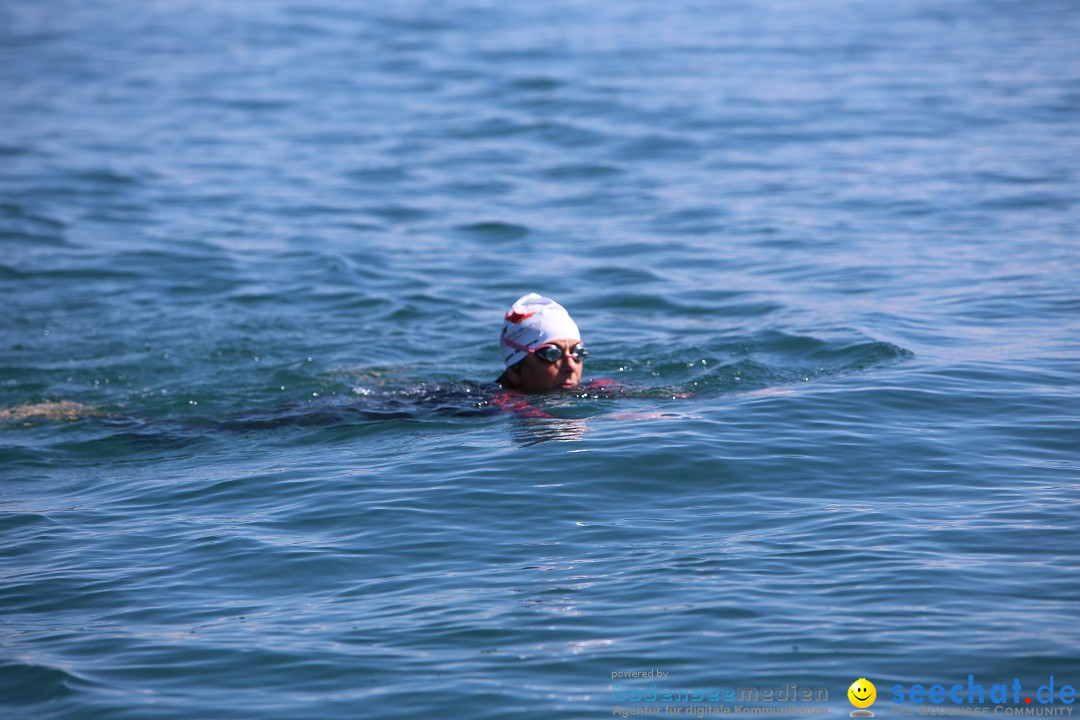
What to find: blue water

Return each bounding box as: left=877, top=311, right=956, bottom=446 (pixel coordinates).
left=2, top=0, right=1079, bottom=718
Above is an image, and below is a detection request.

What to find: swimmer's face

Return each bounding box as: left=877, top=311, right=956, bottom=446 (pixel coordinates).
left=511, top=338, right=584, bottom=392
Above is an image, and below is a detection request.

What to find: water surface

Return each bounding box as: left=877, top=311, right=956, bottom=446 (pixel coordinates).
left=2, top=1, right=1079, bottom=718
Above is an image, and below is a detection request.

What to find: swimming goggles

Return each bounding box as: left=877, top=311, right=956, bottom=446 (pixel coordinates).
left=502, top=336, right=589, bottom=363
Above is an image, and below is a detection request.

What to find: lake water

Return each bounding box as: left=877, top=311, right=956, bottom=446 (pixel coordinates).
left=2, top=0, right=1079, bottom=718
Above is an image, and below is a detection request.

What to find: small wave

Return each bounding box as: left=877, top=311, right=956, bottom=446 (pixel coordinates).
left=0, top=204, right=67, bottom=244
left=0, top=660, right=84, bottom=704
left=596, top=332, right=912, bottom=396
left=750, top=330, right=913, bottom=368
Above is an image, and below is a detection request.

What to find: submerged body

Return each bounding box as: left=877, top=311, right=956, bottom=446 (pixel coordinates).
left=1, top=294, right=616, bottom=428
left=0, top=379, right=627, bottom=430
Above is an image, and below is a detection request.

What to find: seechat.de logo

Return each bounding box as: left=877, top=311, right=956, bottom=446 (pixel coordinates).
left=849, top=678, right=877, bottom=717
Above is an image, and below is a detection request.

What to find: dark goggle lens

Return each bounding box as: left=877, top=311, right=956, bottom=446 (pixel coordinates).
left=534, top=344, right=588, bottom=363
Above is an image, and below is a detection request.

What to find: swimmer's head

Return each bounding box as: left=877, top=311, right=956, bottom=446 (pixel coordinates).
left=499, top=293, right=585, bottom=392
left=500, top=293, right=581, bottom=366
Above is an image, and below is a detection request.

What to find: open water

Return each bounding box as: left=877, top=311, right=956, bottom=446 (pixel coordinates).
left=2, top=0, right=1079, bottom=718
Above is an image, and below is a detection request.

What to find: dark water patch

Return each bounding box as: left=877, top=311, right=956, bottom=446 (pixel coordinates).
left=156, top=189, right=245, bottom=209
left=539, top=162, right=622, bottom=180
left=51, top=426, right=212, bottom=459
left=113, top=247, right=237, bottom=279
left=0, top=445, right=56, bottom=471
left=613, top=133, right=702, bottom=162
left=544, top=183, right=661, bottom=211
left=2, top=568, right=140, bottom=615
left=591, top=290, right=699, bottom=314
left=974, top=169, right=1070, bottom=186
left=0, top=203, right=66, bottom=243
left=266, top=202, right=358, bottom=218
left=448, top=115, right=534, bottom=140
left=451, top=221, right=530, bottom=242
left=975, top=192, right=1074, bottom=211
left=344, top=165, right=413, bottom=183
left=278, top=248, right=391, bottom=278
left=81, top=203, right=153, bottom=225
left=0, top=262, right=23, bottom=281
left=212, top=404, right=421, bottom=434
left=0, top=145, right=35, bottom=156
left=0, top=660, right=85, bottom=705
left=530, top=120, right=608, bottom=149
left=503, top=75, right=565, bottom=93
left=214, top=97, right=296, bottom=113
left=718, top=300, right=786, bottom=319
left=364, top=204, right=432, bottom=223
left=435, top=177, right=516, bottom=197
left=583, top=266, right=663, bottom=286
left=223, top=289, right=290, bottom=306
left=649, top=206, right=727, bottom=234
left=0, top=263, right=141, bottom=283
left=0, top=27, right=71, bottom=50
left=73, top=168, right=141, bottom=186
left=0, top=511, right=60, bottom=537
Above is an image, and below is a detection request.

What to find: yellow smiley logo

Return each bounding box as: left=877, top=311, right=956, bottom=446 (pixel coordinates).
left=848, top=678, right=877, bottom=715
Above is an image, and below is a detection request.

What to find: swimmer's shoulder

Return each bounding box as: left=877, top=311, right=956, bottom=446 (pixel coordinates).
left=0, top=401, right=100, bottom=425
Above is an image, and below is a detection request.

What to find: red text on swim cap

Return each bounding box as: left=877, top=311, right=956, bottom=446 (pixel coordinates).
left=505, top=309, right=535, bottom=323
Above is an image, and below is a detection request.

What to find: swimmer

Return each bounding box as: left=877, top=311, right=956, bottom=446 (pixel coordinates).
left=6, top=294, right=679, bottom=429
left=490, top=294, right=692, bottom=423
left=495, top=293, right=589, bottom=393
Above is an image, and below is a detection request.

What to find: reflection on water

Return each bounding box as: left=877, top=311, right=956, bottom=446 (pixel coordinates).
left=509, top=415, right=590, bottom=447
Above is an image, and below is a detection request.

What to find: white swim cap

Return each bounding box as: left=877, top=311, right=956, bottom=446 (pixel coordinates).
left=499, top=293, right=581, bottom=367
